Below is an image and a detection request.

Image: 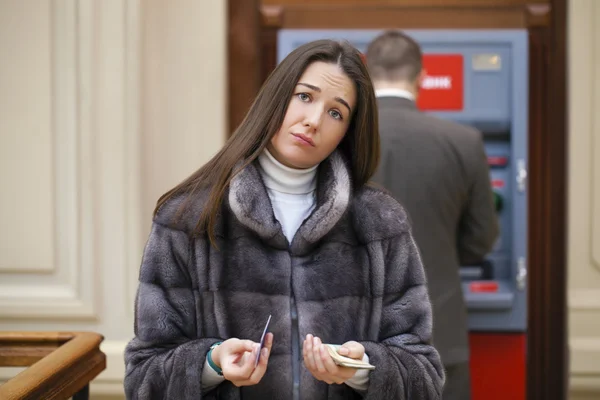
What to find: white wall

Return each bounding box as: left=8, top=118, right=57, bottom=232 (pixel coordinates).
left=568, top=1, right=600, bottom=399
left=0, top=0, right=226, bottom=398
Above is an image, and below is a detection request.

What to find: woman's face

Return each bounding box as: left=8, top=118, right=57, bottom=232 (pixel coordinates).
left=268, top=61, right=357, bottom=169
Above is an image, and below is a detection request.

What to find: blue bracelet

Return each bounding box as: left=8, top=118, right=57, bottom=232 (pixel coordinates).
left=207, top=342, right=223, bottom=376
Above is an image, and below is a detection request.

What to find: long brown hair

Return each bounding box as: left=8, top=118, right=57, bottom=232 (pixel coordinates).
left=155, top=39, right=380, bottom=244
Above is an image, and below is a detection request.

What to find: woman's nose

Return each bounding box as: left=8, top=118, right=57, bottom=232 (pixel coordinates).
left=302, top=106, right=323, bottom=131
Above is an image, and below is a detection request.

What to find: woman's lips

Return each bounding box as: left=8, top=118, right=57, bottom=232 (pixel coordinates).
left=291, top=133, right=315, bottom=147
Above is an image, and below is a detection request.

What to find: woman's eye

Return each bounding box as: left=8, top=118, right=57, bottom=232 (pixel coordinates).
left=329, top=110, right=342, bottom=120
left=297, top=93, right=310, bottom=102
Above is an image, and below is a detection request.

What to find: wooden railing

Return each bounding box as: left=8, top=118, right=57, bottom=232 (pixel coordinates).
left=0, top=332, right=106, bottom=400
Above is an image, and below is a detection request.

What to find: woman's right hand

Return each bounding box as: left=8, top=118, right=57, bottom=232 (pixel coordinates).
left=211, top=333, right=274, bottom=387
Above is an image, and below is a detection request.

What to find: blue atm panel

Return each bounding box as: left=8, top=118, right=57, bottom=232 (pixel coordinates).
left=278, top=30, right=528, bottom=332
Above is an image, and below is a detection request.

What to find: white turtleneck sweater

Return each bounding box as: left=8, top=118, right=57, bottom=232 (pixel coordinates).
left=202, top=149, right=370, bottom=392
left=258, top=149, right=318, bottom=243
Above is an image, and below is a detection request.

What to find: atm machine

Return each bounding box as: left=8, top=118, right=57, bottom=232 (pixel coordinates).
left=278, top=30, right=528, bottom=400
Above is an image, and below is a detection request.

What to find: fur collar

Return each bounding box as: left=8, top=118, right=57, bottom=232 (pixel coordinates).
left=228, top=150, right=351, bottom=252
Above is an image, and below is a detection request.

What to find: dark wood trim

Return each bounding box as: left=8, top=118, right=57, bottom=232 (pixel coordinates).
left=261, top=5, right=284, bottom=28
left=227, top=0, right=262, bottom=135
left=260, top=25, right=279, bottom=84
left=261, top=6, right=537, bottom=29
left=527, top=23, right=549, bottom=400
left=262, top=0, right=549, bottom=6
left=527, top=0, right=568, bottom=398
left=525, top=4, right=551, bottom=27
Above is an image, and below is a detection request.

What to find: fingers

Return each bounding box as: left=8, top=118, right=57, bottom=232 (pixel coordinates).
left=319, top=345, right=340, bottom=375
left=339, top=340, right=365, bottom=360
left=304, top=335, right=335, bottom=384
left=312, top=337, right=327, bottom=374
left=263, top=332, right=274, bottom=356
left=218, top=338, right=257, bottom=379
left=319, top=343, right=347, bottom=384
left=303, top=334, right=317, bottom=372
left=222, top=343, right=260, bottom=383
left=244, top=337, right=272, bottom=384
left=303, top=335, right=359, bottom=385
left=225, top=333, right=275, bottom=387
left=235, top=334, right=274, bottom=386
left=254, top=332, right=274, bottom=369
left=320, top=342, right=353, bottom=384
left=228, top=339, right=258, bottom=354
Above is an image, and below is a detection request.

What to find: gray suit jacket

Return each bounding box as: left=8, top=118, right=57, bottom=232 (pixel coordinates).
left=371, top=97, right=499, bottom=366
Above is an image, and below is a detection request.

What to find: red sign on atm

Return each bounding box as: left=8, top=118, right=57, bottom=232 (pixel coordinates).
left=492, top=179, right=505, bottom=189
left=417, top=54, right=464, bottom=111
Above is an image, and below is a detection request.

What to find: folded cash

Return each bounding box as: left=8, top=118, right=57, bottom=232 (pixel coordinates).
left=325, top=344, right=376, bottom=370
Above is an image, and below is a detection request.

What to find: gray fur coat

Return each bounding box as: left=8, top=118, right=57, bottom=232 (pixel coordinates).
left=124, top=151, right=445, bottom=399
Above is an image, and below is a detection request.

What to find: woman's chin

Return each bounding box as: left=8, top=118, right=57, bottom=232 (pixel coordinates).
left=278, top=150, right=319, bottom=169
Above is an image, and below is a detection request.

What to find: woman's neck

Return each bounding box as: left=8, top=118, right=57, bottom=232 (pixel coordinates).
left=258, top=149, right=318, bottom=194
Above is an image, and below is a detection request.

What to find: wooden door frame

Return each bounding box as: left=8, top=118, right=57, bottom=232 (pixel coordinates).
left=526, top=1, right=568, bottom=398
left=227, top=1, right=568, bottom=399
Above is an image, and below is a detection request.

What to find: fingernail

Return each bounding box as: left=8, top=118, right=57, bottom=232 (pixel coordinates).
left=313, top=338, right=319, bottom=347
left=262, top=348, right=269, bottom=360
left=339, top=346, right=350, bottom=355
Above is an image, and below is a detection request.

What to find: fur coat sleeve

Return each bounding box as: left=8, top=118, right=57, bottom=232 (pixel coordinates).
left=360, top=230, right=445, bottom=399
left=124, top=221, right=220, bottom=399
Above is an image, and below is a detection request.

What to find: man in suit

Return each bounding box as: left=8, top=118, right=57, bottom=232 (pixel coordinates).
left=366, top=30, right=499, bottom=399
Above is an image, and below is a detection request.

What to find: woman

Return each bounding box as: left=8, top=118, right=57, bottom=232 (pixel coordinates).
left=124, top=39, right=444, bottom=399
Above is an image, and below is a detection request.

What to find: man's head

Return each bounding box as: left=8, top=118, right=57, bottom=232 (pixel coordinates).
left=365, top=30, right=424, bottom=94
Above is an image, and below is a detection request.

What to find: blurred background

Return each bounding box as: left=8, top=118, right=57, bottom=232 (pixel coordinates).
left=0, top=1, right=597, bottom=399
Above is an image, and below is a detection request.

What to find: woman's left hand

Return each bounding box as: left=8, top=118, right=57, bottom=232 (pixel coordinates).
left=302, top=334, right=365, bottom=385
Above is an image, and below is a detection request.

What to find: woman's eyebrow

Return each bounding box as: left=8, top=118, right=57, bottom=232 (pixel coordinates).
left=297, top=82, right=352, bottom=114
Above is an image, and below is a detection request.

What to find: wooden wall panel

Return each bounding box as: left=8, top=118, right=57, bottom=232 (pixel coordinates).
left=262, top=0, right=548, bottom=6
left=526, top=1, right=568, bottom=398
left=261, top=2, right=550, bottom=29
left=228, top=0, right=262, bottom=134
left=265, top=7, right=531, bottom=29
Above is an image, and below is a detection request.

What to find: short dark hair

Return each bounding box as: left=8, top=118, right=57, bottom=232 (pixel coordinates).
left=365, top=30, right=423, bottom=82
